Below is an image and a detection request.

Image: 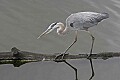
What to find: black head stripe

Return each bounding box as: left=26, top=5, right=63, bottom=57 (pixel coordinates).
left=51, top=22, right=58, bottom=28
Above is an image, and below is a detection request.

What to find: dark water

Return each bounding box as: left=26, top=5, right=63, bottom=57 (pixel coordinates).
left=0, top=0, right=120, bottom=80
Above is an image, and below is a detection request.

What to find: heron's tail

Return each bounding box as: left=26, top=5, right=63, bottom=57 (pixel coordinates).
left=102, top=12, right=109, bottom=19
left=96, top=12, right=109, bottom=22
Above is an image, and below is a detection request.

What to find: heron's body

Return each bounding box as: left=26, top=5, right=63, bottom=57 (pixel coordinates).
left=37, top=12, right=109, bottom=37
left=37, top=11, right=109, bottom=80
left=66, top=12, right=109, bottom=30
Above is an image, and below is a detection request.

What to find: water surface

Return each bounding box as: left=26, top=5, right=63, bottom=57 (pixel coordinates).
left=0, top=0, right=120, bottom=80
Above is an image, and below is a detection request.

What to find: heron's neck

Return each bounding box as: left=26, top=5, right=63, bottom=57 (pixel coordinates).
left=57, top=24, right=68, bottom=35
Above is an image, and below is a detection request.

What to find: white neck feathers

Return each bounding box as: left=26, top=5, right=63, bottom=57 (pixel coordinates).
left=57, top=23, right=68, bottom=35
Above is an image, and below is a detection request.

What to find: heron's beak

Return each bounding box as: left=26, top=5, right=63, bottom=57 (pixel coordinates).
left=37, top=29, right=52, bottom=39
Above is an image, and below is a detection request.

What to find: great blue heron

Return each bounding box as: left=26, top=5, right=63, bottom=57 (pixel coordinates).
left=37, top=12, right=109, bottom=80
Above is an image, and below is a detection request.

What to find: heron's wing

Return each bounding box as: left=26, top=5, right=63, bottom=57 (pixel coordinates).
left=84, top=13, right=109, bottom=23
left=67, top=12, right=109, bottom=30
left=79, top=13, right=108, bottom=28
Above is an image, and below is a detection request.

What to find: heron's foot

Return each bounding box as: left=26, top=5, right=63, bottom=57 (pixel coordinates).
left=87, top=54, right=92, bottom=60
left=54, top=53, right=69, bottom=62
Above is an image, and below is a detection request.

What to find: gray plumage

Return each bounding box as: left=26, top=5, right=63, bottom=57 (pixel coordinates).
left=66, top=12, right=109, bottom=30
left=37, top=11, right=109, bottom=80
left=37, top=12, right=109, bottom=38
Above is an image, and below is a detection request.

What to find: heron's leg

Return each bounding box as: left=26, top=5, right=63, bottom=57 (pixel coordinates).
left=86, top=30, right=95, bottom=80
left=55, top=31, right=78, bottom=61
left=63, top=60, right=78, bottom=80
left=87, top=31, right=95, bottom=56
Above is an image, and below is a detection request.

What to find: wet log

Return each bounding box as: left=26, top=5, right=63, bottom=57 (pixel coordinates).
left=0, top=47, right=119, bottom=67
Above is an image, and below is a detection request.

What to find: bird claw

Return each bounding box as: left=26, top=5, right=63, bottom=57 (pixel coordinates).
left=54, top=53, right=69, bottom=62
left=87, top=54, right=92, bottom=60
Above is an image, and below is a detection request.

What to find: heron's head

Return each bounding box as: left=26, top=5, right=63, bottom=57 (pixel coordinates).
left=37, top=22, right=65, bottom=39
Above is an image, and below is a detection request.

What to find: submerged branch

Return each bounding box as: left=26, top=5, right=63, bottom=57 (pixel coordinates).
left=0, top=47, right=119, bottom=67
